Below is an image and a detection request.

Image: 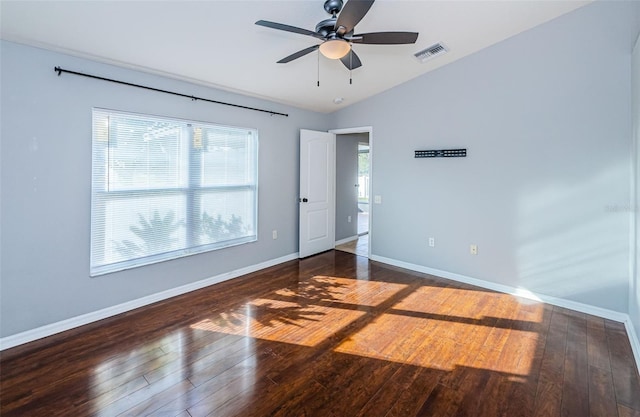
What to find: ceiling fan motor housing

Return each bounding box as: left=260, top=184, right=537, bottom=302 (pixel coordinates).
left=316, top=18, right=338, bottom=37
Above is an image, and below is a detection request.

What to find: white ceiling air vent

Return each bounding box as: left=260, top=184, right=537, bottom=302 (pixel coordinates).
left=414, top=43, right=448, bottom=63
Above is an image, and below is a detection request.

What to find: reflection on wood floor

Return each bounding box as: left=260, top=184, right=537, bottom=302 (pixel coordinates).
left=1, top=250, right=639, bottom=416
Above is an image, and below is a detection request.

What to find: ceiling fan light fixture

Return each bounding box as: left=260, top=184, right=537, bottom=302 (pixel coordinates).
left=257, top=0, right=418, bottom=71
left=319, top=39, right=351, bottom=59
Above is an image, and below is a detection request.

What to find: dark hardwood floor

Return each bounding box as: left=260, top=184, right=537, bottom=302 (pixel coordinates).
left=1, top=250, right=639, bottom=416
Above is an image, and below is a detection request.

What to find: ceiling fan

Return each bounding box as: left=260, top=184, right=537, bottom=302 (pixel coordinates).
left=255, top=0, right=419, bottom=70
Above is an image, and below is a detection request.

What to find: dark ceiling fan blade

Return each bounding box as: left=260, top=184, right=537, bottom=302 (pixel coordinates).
left=340, top=49, right=362, bottom=70
left=335, top=0, right=375, bottom=36
left=256, top=20, right=325, bottom=40
left=277, top=45, right=320, bottom=63
left=350, top=31, right=419, bottom=45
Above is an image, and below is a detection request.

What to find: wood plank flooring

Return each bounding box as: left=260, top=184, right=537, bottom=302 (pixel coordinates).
left=335, top=234, right=368, bottom=257
left=1, top=250, right=639, bottom=416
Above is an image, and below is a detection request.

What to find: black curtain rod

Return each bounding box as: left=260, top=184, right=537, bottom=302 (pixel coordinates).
left=54, top=66, right=288, bottom=117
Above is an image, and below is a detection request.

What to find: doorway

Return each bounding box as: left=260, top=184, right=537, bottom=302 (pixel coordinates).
left=357, top=141, right=370, bottom=237
left=332, top=127, right=372, bottom=258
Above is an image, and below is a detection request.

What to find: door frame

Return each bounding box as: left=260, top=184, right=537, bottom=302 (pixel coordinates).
left=329, top=126, right=373, bottom=259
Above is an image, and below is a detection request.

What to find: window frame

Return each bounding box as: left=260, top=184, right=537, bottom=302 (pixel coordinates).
left=90, top=108, right=258, bottom=277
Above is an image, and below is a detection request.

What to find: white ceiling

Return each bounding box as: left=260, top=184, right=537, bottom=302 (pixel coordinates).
left=0, top=0, right=590, bottom=113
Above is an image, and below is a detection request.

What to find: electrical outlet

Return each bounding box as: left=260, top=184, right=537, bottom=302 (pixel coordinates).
left=374, top=195, right=382, bottom=204
left=272, top=230, right=278, bottom=240
left=348, top=215, right=352, bottom=223
left=428, top=237, right=435, bottom=247
left=470, top=244, right=478, bottom=255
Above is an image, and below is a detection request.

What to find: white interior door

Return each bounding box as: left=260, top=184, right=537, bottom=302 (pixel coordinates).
left=299, top=129, right=335, bottom=258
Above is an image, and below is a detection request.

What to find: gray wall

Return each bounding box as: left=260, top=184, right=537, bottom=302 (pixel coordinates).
left=335, top=133, right=367, bottom=241
left=0, top=41, right=329, bottom=337
left=632, top=33, right=640, bottom=341
left=331, top=0, right=640, bottom=312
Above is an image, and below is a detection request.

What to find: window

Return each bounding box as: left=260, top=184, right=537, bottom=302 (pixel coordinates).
left=90, top=108, right=258, bottom=276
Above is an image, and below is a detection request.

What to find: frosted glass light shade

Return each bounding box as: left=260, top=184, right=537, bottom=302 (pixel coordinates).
left=319, top=39, right=351, bottom=59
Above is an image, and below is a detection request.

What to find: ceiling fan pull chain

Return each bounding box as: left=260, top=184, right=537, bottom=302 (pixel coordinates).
left=317, top=49, right=320, bottom=87
left=349, top=49, right=353, bottom=85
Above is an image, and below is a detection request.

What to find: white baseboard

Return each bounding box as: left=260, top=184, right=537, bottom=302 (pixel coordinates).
left=370, top=254, right=640, bottom=372
left=0, top=253, right=299, bottom=351
left=335, top=235, right=359, bottom=246
left=625, top=319, right=640, bottom=376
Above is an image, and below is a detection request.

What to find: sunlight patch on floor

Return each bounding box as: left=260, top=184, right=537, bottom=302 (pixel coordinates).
left=335, top=285, right=544, bottom=376
left=334, top=314, right=540, bottom=375
left=190, top=276, right=544, bottom=376
left=191, top=298, right=367, bottom=347
left=280, top=275, right=408, bottom=307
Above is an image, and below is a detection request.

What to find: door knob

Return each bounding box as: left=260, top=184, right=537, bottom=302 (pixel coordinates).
left=299, top=197, right=308, bottom=203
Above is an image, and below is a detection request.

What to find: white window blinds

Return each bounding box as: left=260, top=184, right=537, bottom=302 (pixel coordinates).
left=90, top=108, right=258, bottom=276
